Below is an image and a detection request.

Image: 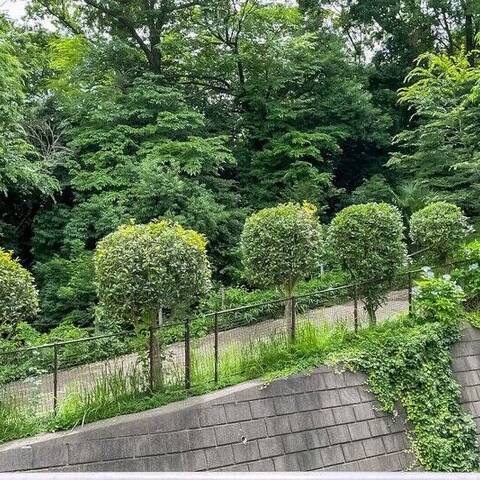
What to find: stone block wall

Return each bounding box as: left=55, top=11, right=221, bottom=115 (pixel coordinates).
left=0, top=365, right=414, bottom=472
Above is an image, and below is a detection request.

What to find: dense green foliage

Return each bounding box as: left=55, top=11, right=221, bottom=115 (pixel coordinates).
left=328, top=203, right=407, bottom=323
left=95, top=221, right=212, bottom=326
left=241, top=202, right=323, bottom=297
left=1, top=1, right=480, bottom=330
left=453, top=240, right=480, bottom=309
left=410, top=202, right=470, bottom=262
left=0, top=248, right=39, bottom=335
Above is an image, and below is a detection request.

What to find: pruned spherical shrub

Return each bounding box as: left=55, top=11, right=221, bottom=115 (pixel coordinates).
left=328, top=202, right=406, bottom=324
left=0, top=248, right=39, bottom=333
left=410, top=202, right=470, bottom=262
left=95, top=221, right=212, bottom=324
left=240, top=202, right=324, bottom=298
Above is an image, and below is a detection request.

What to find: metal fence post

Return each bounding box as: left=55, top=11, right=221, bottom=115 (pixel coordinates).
left=148, top=326, right=154, bottom=392
left=214, top=312, right=219, bottom=384
left=408, top=271, right=413, bottom=315
left=53, top=344, right=58, bottom=414
left=290, top=296, right=296, bottom=342
left=353, top=285, right=359, bottom=333
left=185, top=318, right=191, bottom=390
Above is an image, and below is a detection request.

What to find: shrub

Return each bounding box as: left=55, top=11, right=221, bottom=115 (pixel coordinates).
left=241, top=202, right=324, bottom=299
left=0, top=248, right=39, bottom=335
left=328, top=203, right=406, bottom=324
left=410, top=202, right=470, bottom=262
left=452, top=241, right=480, bottom=310
left=413, top=269, right=465, bottom=324
left=95, top=220, right=211, bottom=324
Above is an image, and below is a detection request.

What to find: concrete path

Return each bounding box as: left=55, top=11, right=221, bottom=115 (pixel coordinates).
left=0, top=291, right=409, bottom=415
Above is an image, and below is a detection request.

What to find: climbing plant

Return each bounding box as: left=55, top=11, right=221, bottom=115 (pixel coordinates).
left=331, top=273, right=479, bottom=472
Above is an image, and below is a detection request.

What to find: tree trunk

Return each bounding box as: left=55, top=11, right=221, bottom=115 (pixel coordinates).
left=366, top=303, right=377, bottom=327
left=465, top=11, right=475, bottom=66
left=147, top=310, right=163, bottom=391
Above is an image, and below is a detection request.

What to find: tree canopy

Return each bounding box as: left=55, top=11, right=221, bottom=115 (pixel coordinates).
left=1, top=1, right=480, bottom=331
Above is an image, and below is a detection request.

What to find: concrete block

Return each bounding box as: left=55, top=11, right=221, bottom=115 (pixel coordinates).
left=265, top=416, right=291, bottom=436
left=273, top=454, right=301, bottom=471
left=341, top=441, right=366, bottom=462
left=182, top=450, right=207, bottom=471
left=187, top=428, right=216, bottom=450
left=273, top=395, right=298, bottom=415
left=296, top=449, right=324, bottom=471
left=319, top=390, right=342, bottom=408
left=348, top=421, right=371, bottom=441
left=232, top=441, right=260, bottom=463
left=322, top=372, right=346, bottom=390
left=212, top=463, right=249, bottom=472
left=339, top=387, right=362, bottom=405
left=147, top=453, right=184, bottom=471
left=31, top=441, right=68, bottom=469
left=258, top=437, right=284, bottom=458
left=332, top=405, right=356, bottom=425
left=322, top=460, right=360, bottom=472
left=327, top=425, right=351, bottom=445
left=281, top=432, right=308, bottom=454
left=320, top=445, right=345, bottom=467
left=247, top=458, right=275, bottom=471
left=225, top=402, right=251, bottom=423
left=205, top=445, right=234, bottom=470
left=199, top=405, right=227, bottom=427
left=382, top=432, right=408, bottom=454
left=368, top=418, right=390, bottom=437
left=0, top=446, right=32, bottom=472
left=69, top=437, right=132, bottom=465
left=356, top=455, right=384, bottom=471
left=311, top=409, right=335, bottom=428
left=379, top=452, right=404, bottom=472
left=362, top=437, right=386, bottom=457
left=353, top=403, right=376, bottom=422
left=303, top=373, right=327, bottom=392
left=296, top=392, right=321, bottom=411
left=305, top=430, right=329, bottom=450
left=136, top=431, right=188, bottom=457
left=249, top=398, right=276, bottom=419
left=215, top=424, right=238, bottom=446
left=287, top=411, right=314, bottom=433
left=238, top=419, right=267, bottom=441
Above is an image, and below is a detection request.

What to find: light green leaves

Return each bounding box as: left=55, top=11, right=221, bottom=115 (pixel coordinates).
left=0, top=248, right=39, bottom=332
left=410, top=201, right=470, bottom=262
left=94, top=221, right=212, bottom=324
left=241, top=202, right=324, bottom=294
left=328, top=202, right=406, bottom=320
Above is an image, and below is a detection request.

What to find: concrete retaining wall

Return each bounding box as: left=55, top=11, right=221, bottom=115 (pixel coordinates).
left=0, top=364, right=414, bottom=473
left=5, top=324, right=480, bottom=473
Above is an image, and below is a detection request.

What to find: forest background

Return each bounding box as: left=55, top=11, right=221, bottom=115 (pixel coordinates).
left=1, top=0, right=479, bottom=331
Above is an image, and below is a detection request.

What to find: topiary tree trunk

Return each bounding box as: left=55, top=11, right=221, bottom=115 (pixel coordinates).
left=145, top=309, right=163, bottom=391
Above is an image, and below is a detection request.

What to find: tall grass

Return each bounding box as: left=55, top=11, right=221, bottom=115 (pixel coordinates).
left=2, top=318, right=388, bottom=442
left=0, top=396, right=46, bottom=443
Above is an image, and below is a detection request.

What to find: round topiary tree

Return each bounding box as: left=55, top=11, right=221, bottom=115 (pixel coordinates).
left=0, top=248, right=39, bottom=336
left=240, top=202, right=324, bottom=324
left=410, top=201, right=470, bottom=263
left=94, top=220, right=211, bottom=389
left=328, top=203, right=407, bottom=325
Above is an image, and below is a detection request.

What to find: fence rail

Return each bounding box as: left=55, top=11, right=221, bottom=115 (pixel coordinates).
left=0, top=260, right=468, bottom=423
